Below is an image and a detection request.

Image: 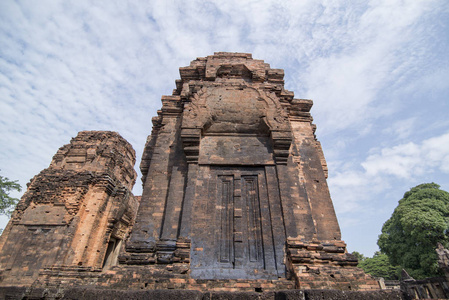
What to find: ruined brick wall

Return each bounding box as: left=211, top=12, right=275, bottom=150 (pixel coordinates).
left=121, top=52, right=378, bottom=290
left=0, top=131, right=138, bottom=286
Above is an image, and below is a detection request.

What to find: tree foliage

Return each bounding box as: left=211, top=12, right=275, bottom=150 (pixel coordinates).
left=378, top=183, right=449, bottom=279
left=0, top=174, right=22, bottom=217
left=351, top=251, right=366, bottom=262
left=358, top=251, right=401, bottom=280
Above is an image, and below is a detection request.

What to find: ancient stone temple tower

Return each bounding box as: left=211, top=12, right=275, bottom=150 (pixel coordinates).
left=125, top=52, right=348, bottom=282
left=0, top=131, right=139, bottom=286
left=0, top=53, right=380, bottom=297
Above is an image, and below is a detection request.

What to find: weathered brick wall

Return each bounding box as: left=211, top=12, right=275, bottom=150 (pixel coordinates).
left=0, top=131, right=138, bottom=286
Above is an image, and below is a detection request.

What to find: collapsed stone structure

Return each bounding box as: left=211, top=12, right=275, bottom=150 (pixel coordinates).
left=0, top=53, right=383, bottom=296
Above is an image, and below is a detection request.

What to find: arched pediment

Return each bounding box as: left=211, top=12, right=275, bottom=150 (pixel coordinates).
left=181, top=84, right=292, bottom=164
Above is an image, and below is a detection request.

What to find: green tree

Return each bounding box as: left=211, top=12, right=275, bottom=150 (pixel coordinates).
left=351, top=251, right=366, bottom=262
left=358, top=251, right=401, bottom=280
left=0, top=174, right=22, bottom=217
left=378, top=183, right=449, bottom=279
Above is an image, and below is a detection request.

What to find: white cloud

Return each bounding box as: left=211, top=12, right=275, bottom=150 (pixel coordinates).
left=300, top=0, right=443, bottom=137
left=383, top=117, right=416, bottom=140
left=362, top=132, right=449, bottom=178
left=330, top=131, right=449, bottom=214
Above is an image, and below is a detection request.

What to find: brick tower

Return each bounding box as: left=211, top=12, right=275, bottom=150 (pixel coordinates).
left=122, top=52, right=377, bottom=290
left=0, top=131, right=139, bottom=286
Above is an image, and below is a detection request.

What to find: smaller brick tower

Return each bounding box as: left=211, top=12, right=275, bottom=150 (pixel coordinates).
left=0, top=131, right=139, bottom=286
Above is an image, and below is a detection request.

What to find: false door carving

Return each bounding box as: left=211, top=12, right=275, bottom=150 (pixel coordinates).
left=211, top=167, right=278, bottom=279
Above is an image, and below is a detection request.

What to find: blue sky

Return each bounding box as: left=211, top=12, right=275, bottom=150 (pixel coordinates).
left=1, top=0, right=448, bottom=257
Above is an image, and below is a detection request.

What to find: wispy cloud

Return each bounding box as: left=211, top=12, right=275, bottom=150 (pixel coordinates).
left=331, top=131, right=449, bottom=213
left=363, top=132, right=449, bottom=177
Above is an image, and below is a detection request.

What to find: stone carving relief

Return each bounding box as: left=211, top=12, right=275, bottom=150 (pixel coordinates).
left=182, top=85, right=289, bottom=135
